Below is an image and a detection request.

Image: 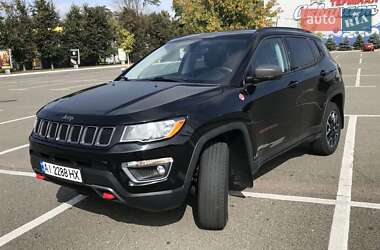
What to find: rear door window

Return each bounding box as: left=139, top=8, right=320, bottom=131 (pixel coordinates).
left=285, top=37, right=316, bottom=70
left=308, top=40, right=322, bottom=62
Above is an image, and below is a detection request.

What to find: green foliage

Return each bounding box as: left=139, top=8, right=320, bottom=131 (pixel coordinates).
left=173, top=0, right=281, bottom=33
left=82, top=6, right=114, bottom=64
left=325, top=37, right=337, bottom=51
left=0, top=0, right=36, bottom=69
left=63, top=5, right=115, bottom=65
left=117, top=28, right=135, bottom=53
left=63, top=5, right=84, bottom=54
left=353, top=34, right=364, bottom=50
left=31, top=0, right=63, bottom=68
left=117, top=8, right=179, bottom=62
left=368, top=33, right=380, bottom=49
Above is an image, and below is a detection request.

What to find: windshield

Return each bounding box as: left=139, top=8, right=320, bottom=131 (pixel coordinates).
left=124, top=36, right=251, bottom=84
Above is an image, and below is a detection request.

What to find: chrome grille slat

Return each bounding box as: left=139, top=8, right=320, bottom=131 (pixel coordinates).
left=39, top=120, right=50, bottom=137
left=67, top=125, right=83, bottom=144
left=81, top=126, right=98, bottom=146
left=95, top=127, right=115, bottom=147
left=33, top=120, right=114, bottom=147
left=57, top=124, right=70, bottom=142
left=47, top=122, right=59, bottom=139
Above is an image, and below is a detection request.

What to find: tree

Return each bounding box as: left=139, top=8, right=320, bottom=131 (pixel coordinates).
left=117, top=8, right=181, bottom=62
left=117, top=8, right=150, bottom=62
left=114, top=0, right=160, bottom=13
left=173, top=0, right=281, bottom=33
left=62, top=5, right=85, bottom=64
left=80, top=5, right=114, bottom=65
left=148, top=11, right=178, bottom=49
left=111, top=17, right=135, bottom=64
left=353, top=34, right=364, bottom=50
left=325, top=37, right=336, bottom=51
left=31, top=0, right=63, bottom=69
left=368, top=33, right=380, bottom=49
left=1, top=0, right=36, bottom=70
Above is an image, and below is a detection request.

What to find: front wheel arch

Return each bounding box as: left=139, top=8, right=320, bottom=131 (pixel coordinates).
left=184, top=122, right=255, bottom=192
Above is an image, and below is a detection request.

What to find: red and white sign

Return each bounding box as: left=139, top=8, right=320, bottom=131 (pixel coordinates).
left=301, top=8, right=342, bottom=32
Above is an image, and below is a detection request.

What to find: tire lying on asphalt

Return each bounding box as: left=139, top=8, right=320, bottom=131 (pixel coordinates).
left=196, top=141, right=229, bottom=230
left=312, top=102, right=342, bottom=155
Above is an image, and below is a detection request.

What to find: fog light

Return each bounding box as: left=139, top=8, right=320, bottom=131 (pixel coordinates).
left=121, top=157, right=173, bottom=185
left=157, top=165, right=166, bottom=176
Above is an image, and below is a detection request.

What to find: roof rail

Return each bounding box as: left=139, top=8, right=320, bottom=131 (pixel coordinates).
left=259, top=27, right=312, bottom=33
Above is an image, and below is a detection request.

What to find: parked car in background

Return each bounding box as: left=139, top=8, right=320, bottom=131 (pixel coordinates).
left=363, top=43, right=375, bottom=52
left=337, top=44, right=353, bottom=51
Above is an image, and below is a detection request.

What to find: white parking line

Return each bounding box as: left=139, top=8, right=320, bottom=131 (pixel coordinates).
left=9, top=82, right=74, bottom=91
left=0, top=169, right=35, bottom=177
left=49, top=82, right=101, bottom=91
left=0, top=194, right=87, bottom=248
left=351, top=201, right=380, bottom=210
left=8, top=79, right=103, bottom=91
left=355, top=68, right=361, bottom=87
left=0, top=144, right=29, bottom=155
left=0, top=115, right=35, bottom=125
left=328, top=115, right=357, bottom=250
left=232, top=191, right=336, bottom=205
left=232, top=191, right=380, bottom=210
left=345, top=85, right=375, bottom=88
left=345, top=114, right=380, bottom=118
left=359, top=58, right=362, bottom=64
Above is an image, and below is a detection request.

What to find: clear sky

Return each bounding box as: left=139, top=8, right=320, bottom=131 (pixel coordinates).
left=27, top=0, right=173, bottom=16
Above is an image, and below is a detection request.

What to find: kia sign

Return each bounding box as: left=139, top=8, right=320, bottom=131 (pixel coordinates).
left=301, top=8, right=342, bottom=32
left=342, top=8, right=372, bottom=31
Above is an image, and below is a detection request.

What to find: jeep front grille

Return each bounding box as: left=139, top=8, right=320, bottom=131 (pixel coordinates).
left=34, top=119, right=115, bottom=147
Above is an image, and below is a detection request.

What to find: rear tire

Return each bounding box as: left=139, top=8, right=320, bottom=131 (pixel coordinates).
left=312, top=102, right=342, bottom=155
left=196, top=142, right=229, bottom=230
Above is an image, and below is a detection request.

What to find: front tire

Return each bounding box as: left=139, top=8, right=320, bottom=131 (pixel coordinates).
left=196, top=142, right=229, bottom=230
left=312, top=102, right=342, bottom=155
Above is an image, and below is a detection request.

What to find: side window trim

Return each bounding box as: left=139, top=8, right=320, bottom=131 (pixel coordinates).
left=284, top=36, right=319, bottom=72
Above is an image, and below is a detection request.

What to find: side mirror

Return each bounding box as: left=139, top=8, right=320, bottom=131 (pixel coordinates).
left=255, top=64, right=283, bottom=80
left=246, top=65, right=283, bottom=84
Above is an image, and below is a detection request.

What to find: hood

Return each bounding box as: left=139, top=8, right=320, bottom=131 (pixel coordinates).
left=38, top=80, right=222, bottom=123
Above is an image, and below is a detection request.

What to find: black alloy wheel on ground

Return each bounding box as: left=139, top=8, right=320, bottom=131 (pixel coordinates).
left=312, top=102, right=342, bottom=156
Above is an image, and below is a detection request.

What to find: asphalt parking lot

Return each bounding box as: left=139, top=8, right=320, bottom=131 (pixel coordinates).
left=0, top=52, right=379, bottom=250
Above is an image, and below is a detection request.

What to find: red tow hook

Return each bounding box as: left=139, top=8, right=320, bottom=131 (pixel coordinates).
left=35, top=173, right=46, bottom=180
left=102, top=192, right=116, bottom=200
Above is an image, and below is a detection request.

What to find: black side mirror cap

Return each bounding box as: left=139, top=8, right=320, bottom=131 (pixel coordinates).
left=255, top=64, right=283, bottom=80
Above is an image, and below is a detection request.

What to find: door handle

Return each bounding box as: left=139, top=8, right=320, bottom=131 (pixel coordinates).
left=288, top=80, right=300, bottom=88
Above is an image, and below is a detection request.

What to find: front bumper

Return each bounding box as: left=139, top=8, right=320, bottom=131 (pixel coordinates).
left=29, top=136, right=195, bottom=212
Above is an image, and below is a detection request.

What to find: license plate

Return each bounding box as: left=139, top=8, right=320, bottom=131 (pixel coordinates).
left=40, top=161, right=82, bottom=183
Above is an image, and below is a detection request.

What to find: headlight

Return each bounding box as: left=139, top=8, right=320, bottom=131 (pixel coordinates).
left=120, top=118, right=186, bottom=142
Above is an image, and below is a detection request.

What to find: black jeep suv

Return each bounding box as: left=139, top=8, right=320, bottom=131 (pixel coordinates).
left=30, top=28, right=345, bottom=230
